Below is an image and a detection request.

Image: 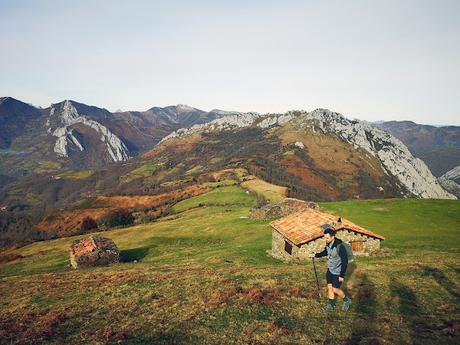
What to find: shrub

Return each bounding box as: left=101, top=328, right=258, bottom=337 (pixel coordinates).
left=98, top=209, right=134, bottom=228
left=80, top=216, right=98, bottom=232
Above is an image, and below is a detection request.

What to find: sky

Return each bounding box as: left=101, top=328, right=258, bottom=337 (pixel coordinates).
left=1, top=0, right=459, bottom=125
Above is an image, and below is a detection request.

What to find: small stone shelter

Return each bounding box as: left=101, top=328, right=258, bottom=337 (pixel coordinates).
left=269, top=208, right=384, bottom=261
left=70, top=235, right=120, bottom=269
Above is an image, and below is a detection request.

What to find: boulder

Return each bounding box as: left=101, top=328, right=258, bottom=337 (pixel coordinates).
left=70, top=235, right=120, bottom=269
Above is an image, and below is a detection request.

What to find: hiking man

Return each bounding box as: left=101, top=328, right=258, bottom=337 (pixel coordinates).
left=313, top=226, right=352, bottom=311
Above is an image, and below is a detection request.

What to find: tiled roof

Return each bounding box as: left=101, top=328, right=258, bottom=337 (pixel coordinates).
left=270, top=208, right=384, bottom=246
left=70, top=235, right=117, bottom=256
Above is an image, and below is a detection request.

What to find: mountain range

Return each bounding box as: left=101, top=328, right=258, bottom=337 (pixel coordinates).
left=0, top=96, right=458, bottom=248
left=0, top=97, right=241, bottom=174
left=152, top=108, right=454, bottom=200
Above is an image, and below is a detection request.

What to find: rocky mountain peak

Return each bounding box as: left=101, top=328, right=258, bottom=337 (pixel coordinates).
left=0, top=96, right=39, bottom=110
left=0, top=96, right=14, bottom=104
left=175, top=104, right=198, bottom=112
left=209, top=109, right=245, bottom=116
left=309, top=108, right=350, bottom=123
left=46, top=100, right=129, bottom=162
left=0, top=97, right=43, bottom=149
left=299, top=110, right=454, bottom=199
left=49, top=100, right=80, bottom=127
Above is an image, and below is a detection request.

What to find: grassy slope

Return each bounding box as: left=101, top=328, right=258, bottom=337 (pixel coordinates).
left=322, top=198, right=460, bottom=253
left=240, top=177, right=287, bottom=203
left=0, top=186, right=459, bottom=344
left=119, top=163, right=160, bottom=184
left=57, top=170, right=94, bottom=180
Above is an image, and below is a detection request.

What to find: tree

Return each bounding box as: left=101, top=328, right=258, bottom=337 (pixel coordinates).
left=98, top=209, right=134, bottom=228
left=80, top=216, right=98, bottom=232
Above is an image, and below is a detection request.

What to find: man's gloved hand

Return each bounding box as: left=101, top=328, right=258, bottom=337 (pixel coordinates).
left=338, top=277, right=344, bottom=282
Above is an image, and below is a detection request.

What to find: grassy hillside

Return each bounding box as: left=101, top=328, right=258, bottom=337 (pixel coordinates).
left=321, top=198, right=459, bottom=253
left=0, top=186, right=459, bottom=344
left=240, top=177, right=287, bottom=203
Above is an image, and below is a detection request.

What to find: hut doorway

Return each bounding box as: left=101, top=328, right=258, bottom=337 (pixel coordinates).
left=284, top=241, right=293, bottom=255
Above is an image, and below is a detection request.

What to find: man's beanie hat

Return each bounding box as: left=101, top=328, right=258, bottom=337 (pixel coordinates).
left=321, top=223, right=336, bottom=236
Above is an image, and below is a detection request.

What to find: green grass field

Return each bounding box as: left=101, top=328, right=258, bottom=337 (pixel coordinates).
left=0, top=186, right=459, bottom=344
left=57, top=170, right=94, bottom=180
left=119, top=163, right=161, bottom=184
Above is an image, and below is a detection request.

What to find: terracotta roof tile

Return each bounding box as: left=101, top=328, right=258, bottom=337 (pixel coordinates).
left=270, top=208, right=384, bottom=246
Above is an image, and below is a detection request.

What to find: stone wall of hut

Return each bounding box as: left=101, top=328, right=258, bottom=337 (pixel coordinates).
left=268, top=228, right=381, bottom=262
left=335, top=229, right=381, bottom=255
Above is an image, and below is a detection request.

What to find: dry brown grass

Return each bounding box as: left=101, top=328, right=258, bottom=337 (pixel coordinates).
left=142, top=133, right=203, bottom=159
left=276, top=124, right=385, bottom=178
left=279, top=153, right=341, bottom=198
left=35, top=184, right=211, bottom=238
left=240, top=176, right=287, bottom=202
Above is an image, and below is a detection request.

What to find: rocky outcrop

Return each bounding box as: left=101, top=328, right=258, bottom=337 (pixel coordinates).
left=373, top=120, right=460, bottom=177
left=158, top=112, right=261, bottom=144
left=70, top=235, right=120, bottom=269
left=48, top=100, right=130, bottom=162
left=294, top=109, right=455, bottom=199
left=438, top=165, right=460, bottom=198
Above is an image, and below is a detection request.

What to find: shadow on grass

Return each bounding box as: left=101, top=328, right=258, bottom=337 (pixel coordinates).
left=389, top=279, right=435, bottom=343
left=345, top=273, right=379, bottom=345
left=421, top=266, right=460, bottom=304
left=342, top=261, right=357, bottom=295
left=120, top=247, right=150, bottom=262
left=452, top=266, right=460, bottom=276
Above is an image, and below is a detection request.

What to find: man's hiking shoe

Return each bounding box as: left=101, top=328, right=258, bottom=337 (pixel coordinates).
left=342, top=296, right=352, bottom=311
left=322, top=300, right=336, bottom=312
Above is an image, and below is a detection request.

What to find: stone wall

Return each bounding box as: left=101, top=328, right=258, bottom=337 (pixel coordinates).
left=267, top=229, right=293, bottom=261
left=335, top=230, right=381, bottom=255
left=268, top=229, right=325, bottom=262
left=252, top=198, right=319, bottom=220
left=298, top=239, right=327, bottom=259
left=268, top=228, right=381, bottom=262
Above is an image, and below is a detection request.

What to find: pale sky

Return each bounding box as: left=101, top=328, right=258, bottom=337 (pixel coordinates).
left=1, top=0, right=459, bottom=125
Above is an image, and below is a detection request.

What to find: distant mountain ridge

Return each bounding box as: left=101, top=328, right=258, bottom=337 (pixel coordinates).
left=1, top=97, right=456, bottom=200
left=0, top=97, right=236, bottom=174
left=154, top=108, right=455, bottom=200
left=0, top=97, right=43, bottom=149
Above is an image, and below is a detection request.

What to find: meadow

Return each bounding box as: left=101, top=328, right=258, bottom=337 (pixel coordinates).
left=0, top=185, right=459, bottom=344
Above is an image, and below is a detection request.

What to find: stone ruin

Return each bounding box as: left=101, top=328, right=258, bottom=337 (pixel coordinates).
left=250, top=197, right=319, bottom=220
left=70, top=235, right=120, bottom=269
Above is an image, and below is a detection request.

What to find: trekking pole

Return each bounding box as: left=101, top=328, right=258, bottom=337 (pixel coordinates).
left=311, top=257, right=321, bottom=301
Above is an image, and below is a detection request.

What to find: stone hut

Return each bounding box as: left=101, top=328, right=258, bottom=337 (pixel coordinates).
left=268, top=208, right=384, bottom=261
left=70, top=235, right=120, bottom=269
